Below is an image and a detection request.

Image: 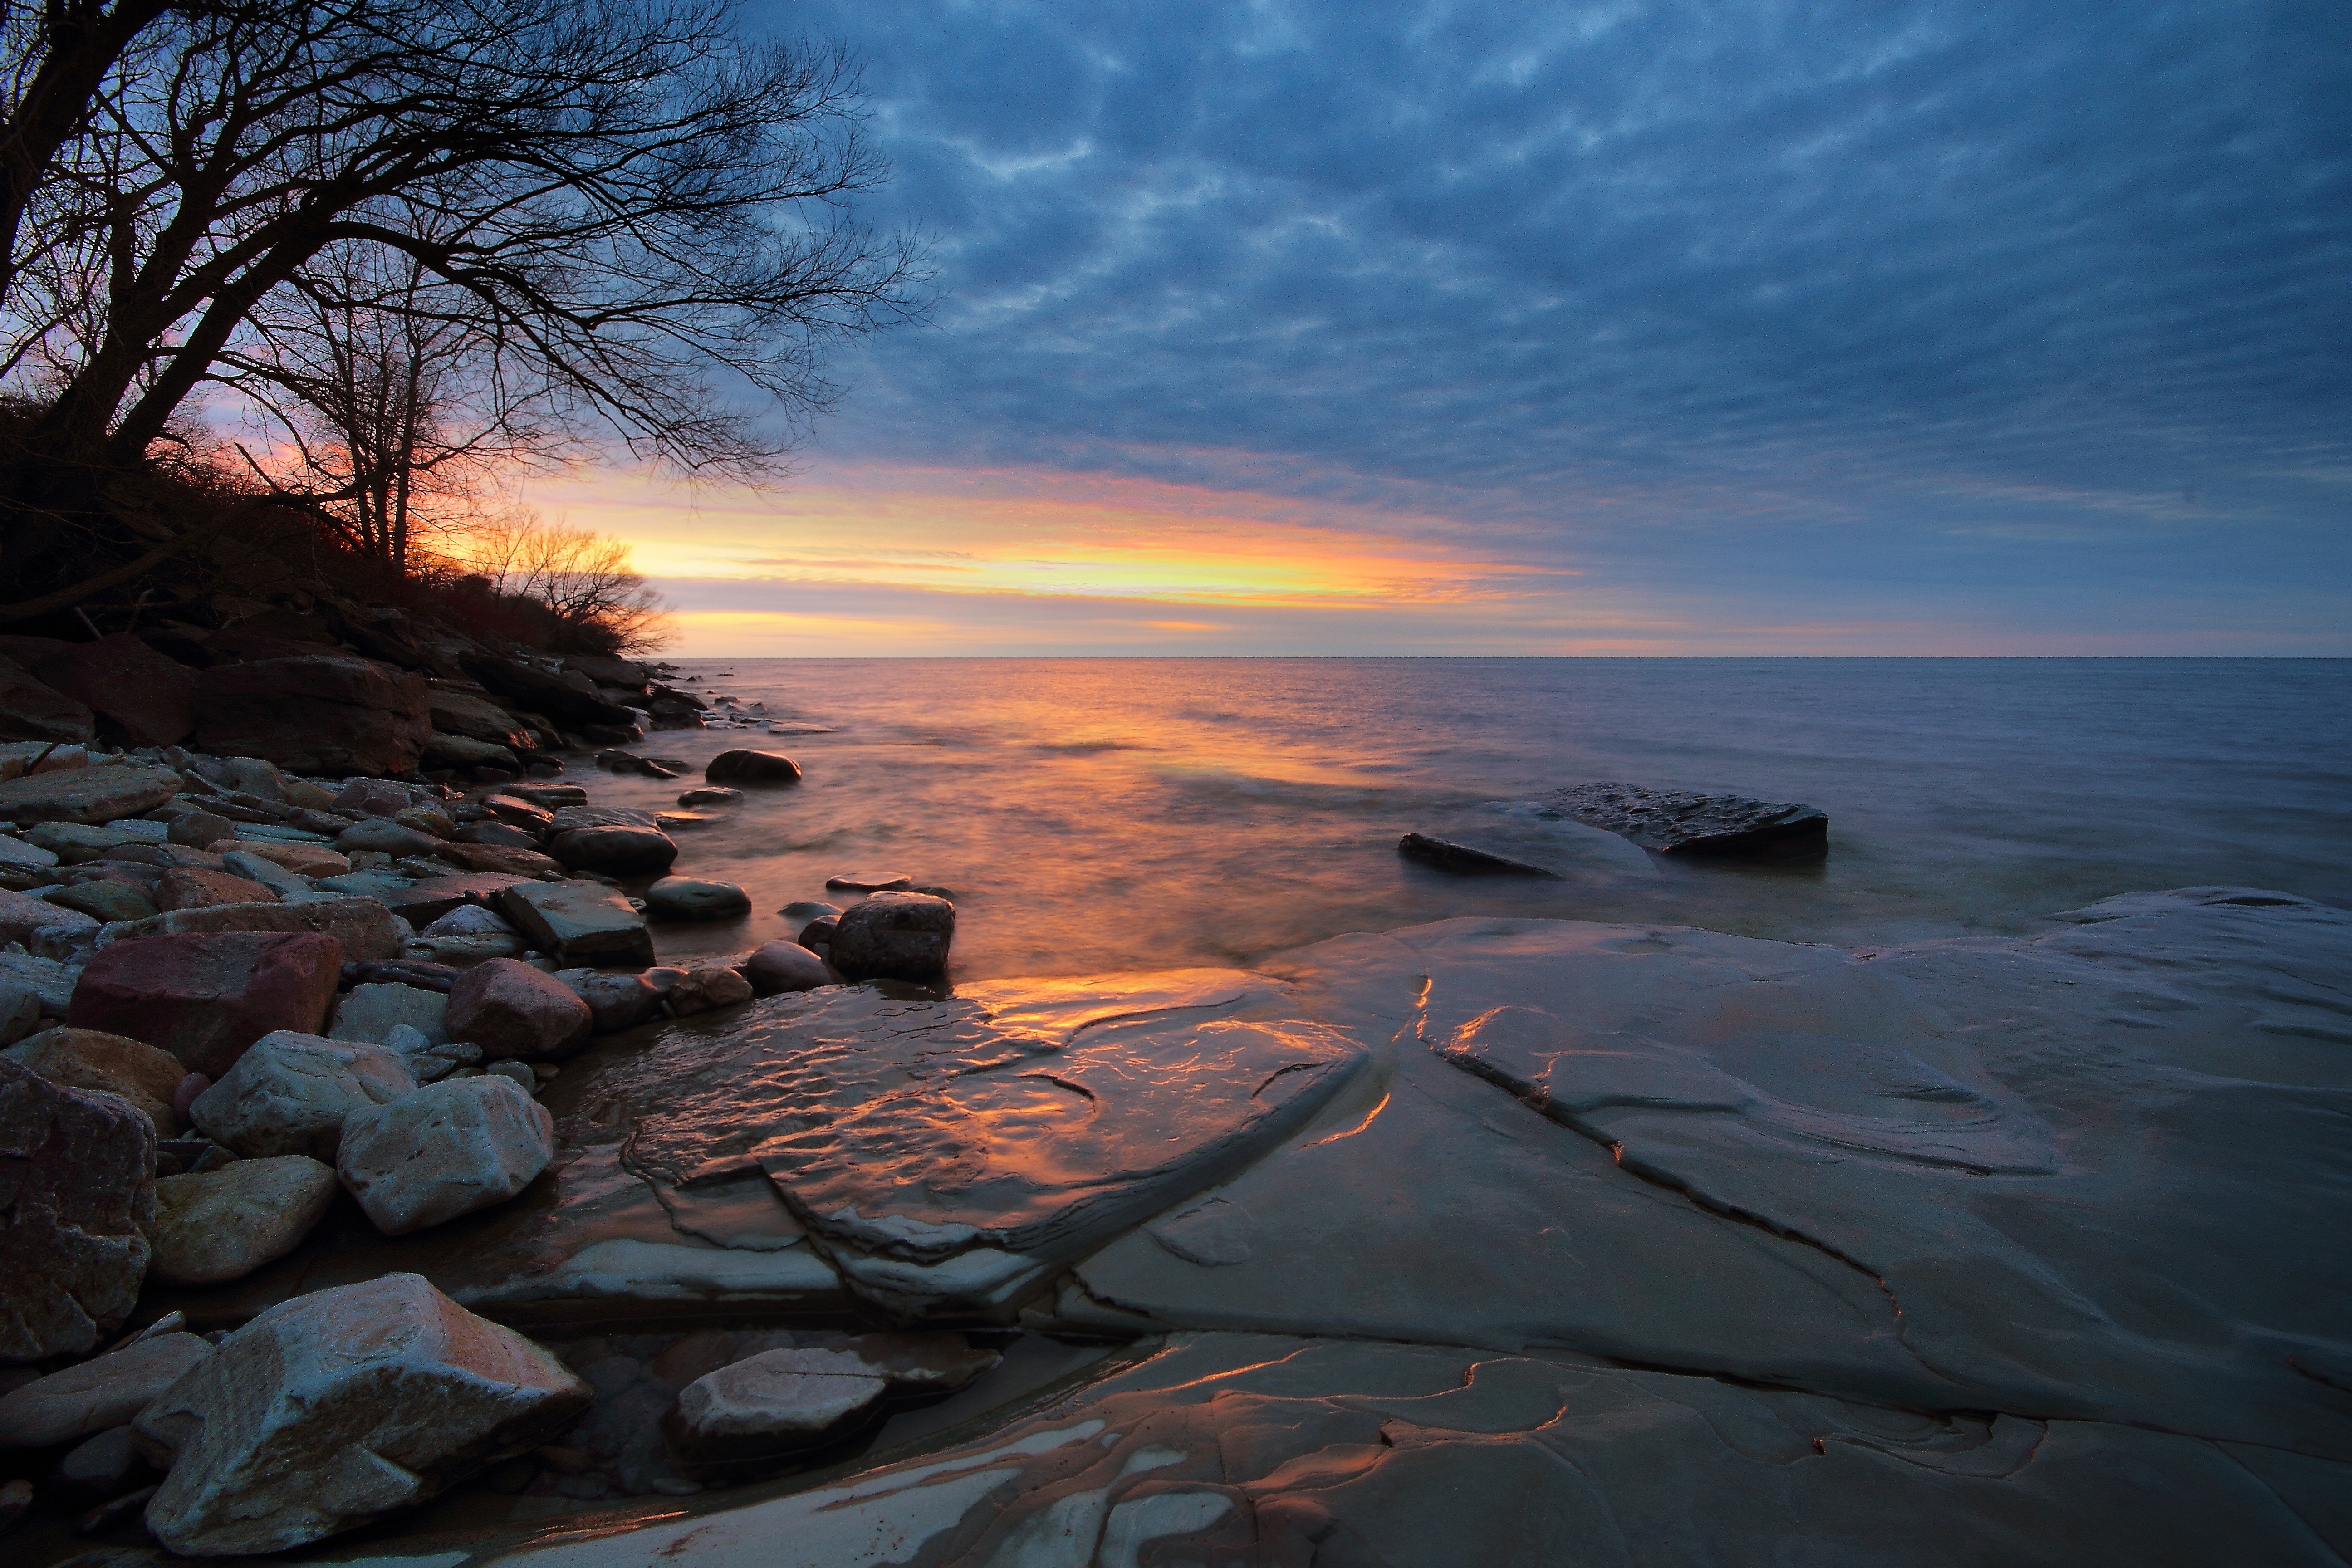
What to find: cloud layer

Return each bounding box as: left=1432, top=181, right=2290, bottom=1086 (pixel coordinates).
left=652, top=0, right=2352, bottom=650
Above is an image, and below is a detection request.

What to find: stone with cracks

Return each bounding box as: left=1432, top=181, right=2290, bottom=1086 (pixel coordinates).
left=336, top=1074, right=555, bottom=1234
left=470, top=1332, right=2352, bottom=1568
left=703, top=749, right=802, bottom=785
left=149, top=1155, right=339, bottom=1284
left=741, top=939, right=829, bottom=996
left=827, top=891, right=956, bottom=982
left=189, top=1030, right=417, bottom=1159
left=0, top=763, right=181, bottom=826
left=68, top=931, right=343, bottom=1077
left=1538, top=780, right=1830, bottom=860
left=0, top=1332, right=212, bottom=1448
left=0, top=1057, right=153, bottom=1360
left=660, top=1346, right=890, bottom=1471
left=132, top=1272, right=592, bottom=1555
left=2, top=1026, right=187, bottom=1136
left=192, top=655, right=432, bottom=777
left=577, top=974, right=1364, bottom=1314
left=446, top=957, right=594, bottom=1060
left=498, top=880, right=654, bottom=969
left=103, top=895, right=403, bottom=961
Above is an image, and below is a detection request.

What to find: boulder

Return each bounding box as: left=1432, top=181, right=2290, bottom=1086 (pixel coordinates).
left=0, top=1332, right=211, bottom=1449
left=68, top=931, right=343, bottom=1078
left=44, top=876, right=158, bottom=923
left=330, top=982, right=449, bottom=1045
left=2, top=1026, right=186, bottom=1136
left=154, top=866, right=278, bottom=911
left=193, top=656, right=432, bottom=777
left=335, top=1075, right=555, bottom=1234
left=676, top=785, right=742, bottom=807
left=740, top=940, right=832, bottom=997
left=188, top=1030, right=417, bottom=1159
left=0, top=1057, right=154, bottom=1360
left=338, top=817, right=446, bottom=858
left=828, top=892, right=956, bottom=983
left=553, top=968, right=663, bottom=1033
left=1396, top=832, right=1559, bottom=877
left=644, top=876, right=751, bottom=922
left=103, top=895, right=402, bottom=961
left=0, top=887, right=102, bottom=945
left=660, top=1347, right=888, bottom=1470
left=149, top=1155, right=338, bottom=1285
left=462, top=653, right=637, bottom=726
left=0, top=763, right=181, bottom=826
left=545, top=823, right=677, bottom=877
left=164, top=807, right=235, bottom=847
left=667, top=964, right=753, bottom=1016
left=445, top=958, right=593, bottom=1061
left=1537, top=781, right=1830, bottom=861
left=498, top=880, right=655, bottom=969
left=132, top=1272, right=592, bottom=1554
left=704, top=749, right=802, bottom=785
left=426, top=686, right=534, bottom=749
left=29, top=635, right=196, bottom=748
left=0, top=660, right=94, bottom=743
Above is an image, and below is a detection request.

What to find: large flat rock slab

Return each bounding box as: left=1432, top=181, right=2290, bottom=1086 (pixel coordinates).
left=1539, top=780, right=1829, bottom=859
left=481, top=1332, right=2347, bottom=1568
left=1080, top=890, right=2352, bottom=1459
left=559, top=973, right=1366, bottom=1314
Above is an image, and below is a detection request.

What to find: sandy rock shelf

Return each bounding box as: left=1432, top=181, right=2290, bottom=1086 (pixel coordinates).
left=10, top=884, right=2351, bottom=1565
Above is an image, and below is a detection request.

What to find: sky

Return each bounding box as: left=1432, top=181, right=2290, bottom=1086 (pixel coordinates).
left=529, top=0, right=2352, bottom=656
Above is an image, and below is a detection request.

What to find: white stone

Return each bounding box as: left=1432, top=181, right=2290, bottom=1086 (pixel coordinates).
left=189, top=1031, right=417, bottom=1159
left=336, top=1074, right=554, bottom=1234
left=133, top=1272, right=591, bottom=1555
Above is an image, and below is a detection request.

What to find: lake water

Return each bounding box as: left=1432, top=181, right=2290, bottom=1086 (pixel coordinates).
left=590, top=658, right=2352, bottom=981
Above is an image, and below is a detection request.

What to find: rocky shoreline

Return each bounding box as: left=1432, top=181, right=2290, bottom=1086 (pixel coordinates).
left=0, top=641, right=2347, bottom=1563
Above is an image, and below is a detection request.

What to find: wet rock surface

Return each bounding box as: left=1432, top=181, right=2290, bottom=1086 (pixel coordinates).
left=827, top=890, right=956, bottom=982
left=447, top=958, right=594, bottom=1060
left=133, top=1272, right=591, bottom=1555
left=1538, top=780, right=1831, bottom=859
left=702, top=749, right=801, bottom=785
left=1396, top=831, right=1559, bottom=877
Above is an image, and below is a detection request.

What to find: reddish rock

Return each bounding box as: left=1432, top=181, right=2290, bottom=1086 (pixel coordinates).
left=430, top=841, right=564, bottom=878
left=444, top=957, right=593, bottom=1061
left=32, top=635, right=197, bottom=749
left=193, top=656, right=431, bottom=777
left=67, top=932, right=342, bottom=1078
left=1, top=1026, right=187, bottom=1136
left=154, top=868, right=279, bottom=912
left=0, top=1057, right=154, bottom=1361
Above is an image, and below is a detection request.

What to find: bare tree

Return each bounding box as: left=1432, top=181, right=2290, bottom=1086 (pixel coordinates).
left=0, top=0, right=926, bottom=606
left=457, top=510, right=670, bottom=653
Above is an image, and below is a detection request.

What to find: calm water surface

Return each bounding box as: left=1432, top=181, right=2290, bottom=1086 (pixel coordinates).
left=596, top=659, right=2352, bottom=981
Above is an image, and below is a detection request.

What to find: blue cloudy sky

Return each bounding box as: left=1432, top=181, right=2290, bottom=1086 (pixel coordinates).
left=553, top=0, right=2352, bottom=654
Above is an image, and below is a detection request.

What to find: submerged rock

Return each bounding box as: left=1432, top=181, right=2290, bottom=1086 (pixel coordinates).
left=133, top=1272, right=591, bottom=1554
left=644, top=876, right=750, bottom=922
left=336, top=1075, right=555, bottom=1234
left=1538, top=780, right=1830, bottom=860
left=1396, top=832, right=1559, bottom=877
left=0, top=1057, right=153, bottom=1360
left=703, top=749, right=801, bottom=785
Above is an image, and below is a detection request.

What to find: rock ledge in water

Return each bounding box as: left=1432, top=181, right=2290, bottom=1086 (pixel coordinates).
left=1538, top=781, right=1829, bottom=860
left=1396, top=833, right=1558, bottom=877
